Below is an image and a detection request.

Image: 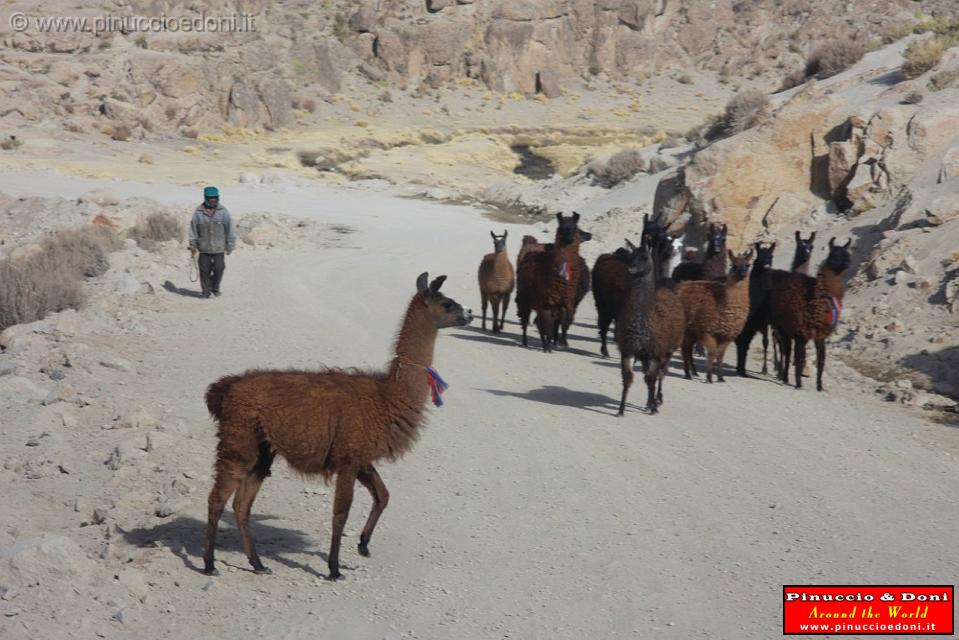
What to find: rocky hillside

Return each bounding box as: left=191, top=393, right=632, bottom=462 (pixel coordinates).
left=3, top=0, right=958, bottom=139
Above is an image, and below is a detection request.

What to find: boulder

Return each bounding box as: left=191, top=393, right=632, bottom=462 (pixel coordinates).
left=940, top=145, right=959, bottom=183
left=0, top=535, right=99, bottom=596
left=828, top=140, right=858, bottom=198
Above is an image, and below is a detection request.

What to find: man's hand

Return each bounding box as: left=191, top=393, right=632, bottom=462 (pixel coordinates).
left=227, top=250, right=232, bottom=256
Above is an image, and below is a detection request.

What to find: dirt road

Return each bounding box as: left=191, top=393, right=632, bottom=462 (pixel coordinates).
left=2, top=176, right=957, bottom=639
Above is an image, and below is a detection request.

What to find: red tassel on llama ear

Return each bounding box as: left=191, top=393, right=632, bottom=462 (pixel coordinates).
left=426, top=367, right=449, bottom=407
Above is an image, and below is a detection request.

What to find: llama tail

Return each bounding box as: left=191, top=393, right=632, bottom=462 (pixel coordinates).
left=205, top=375, right=243, bottom=421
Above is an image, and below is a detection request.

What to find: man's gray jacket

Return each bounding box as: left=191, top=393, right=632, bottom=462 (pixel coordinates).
left=189, top=204, right=236, bottom=254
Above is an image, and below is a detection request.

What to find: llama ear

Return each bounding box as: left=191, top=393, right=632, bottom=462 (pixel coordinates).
left=828, top=237, right=836, bottom=249
left=625, top=238, right=637, bottom=251
left=809, top=231, right=816, bottom=242
left=770, top=242, right=776, bottom=251
left=416, top=272, right=429, bottom=295
left=795, top=230, right=801, bottom=241
left=727, top=249, right=735, bottom=261
left=643, top=213, right=649, bottom=224
left=490, top=230, right=496, bottom=240
left=754, top=242, right=761, bottom=252
left=503, top=229, right=508, bottom=238
left=722, top=224, right=728, bottom=233
left=579, top=229, right=592, bottom=241
left=429, top=275, right=447, bottom=295
left=843, top=237, right=852, bottom=248
left=556, top=212, right=563, bottom=223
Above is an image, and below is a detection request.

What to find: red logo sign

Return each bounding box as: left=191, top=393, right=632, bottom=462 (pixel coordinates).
left=783, top=585, right=954, bottom=635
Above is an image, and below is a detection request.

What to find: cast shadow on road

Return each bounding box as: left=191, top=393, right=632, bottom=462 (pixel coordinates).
left=480, top=384, right=623, bottom=416
left=162, top=280, right=206, bottom=299
left=121, top=513, right=334, bottom=579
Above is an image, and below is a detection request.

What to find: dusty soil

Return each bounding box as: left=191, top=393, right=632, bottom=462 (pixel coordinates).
left=1, top=174, right=957, bottom=640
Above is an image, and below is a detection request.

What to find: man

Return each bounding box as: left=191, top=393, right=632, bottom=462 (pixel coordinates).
left=188, top=186, right=236, bottom=298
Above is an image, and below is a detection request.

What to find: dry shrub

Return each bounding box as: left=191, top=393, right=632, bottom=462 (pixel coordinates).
left=0, top=226, right=121, bottom=331
left=127, top=212, right=183, bottom=250
left=0, top=260, right=85, bottom=332
left=928, top=68, right=959, bottom=92
left=587, top=149, right=647, bottom=188
left=719, top=89, right=770, bottom=136
left=805, top=40, right=865, bottom=79
left=902, top=37, right=945, bottom=80
left=111, top=124, right=132, bottom=141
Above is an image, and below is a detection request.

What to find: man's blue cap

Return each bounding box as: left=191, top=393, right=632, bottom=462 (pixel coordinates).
left=203, top=186, right=219, bottom=198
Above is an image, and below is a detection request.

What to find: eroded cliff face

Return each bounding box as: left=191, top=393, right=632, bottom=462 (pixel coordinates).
left=345, top=0, right=955, bottom=94
left=3, top=0, right=957, bottom=138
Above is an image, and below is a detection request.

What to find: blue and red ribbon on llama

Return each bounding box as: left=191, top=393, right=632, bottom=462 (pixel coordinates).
left=827, top=294, right=842, bottom=328
left=425, top=366, right=449, bottom=407
left=557, top=261, right=570, bottom=282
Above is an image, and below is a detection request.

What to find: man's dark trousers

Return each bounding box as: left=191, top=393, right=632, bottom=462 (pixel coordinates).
left=198, top=252, right=225, bottom=296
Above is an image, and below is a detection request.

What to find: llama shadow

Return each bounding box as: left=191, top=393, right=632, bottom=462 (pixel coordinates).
left=121, top=514, right=332, bottom=579
left=453, top=325, right=519, bottom=347
left=162, top=280, right=206, bottom=299
left=589, top=358, right=688, bottom=380
left=481, top=384, right=618, bottom=415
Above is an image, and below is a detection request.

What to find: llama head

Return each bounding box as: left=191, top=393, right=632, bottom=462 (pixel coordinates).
left=752, top=242, right=776, bottom=271
left=728, top=249, right=753, bottom=278
left=555, top=212, right=585, bottom=246
left=825, top=237, right=852, bottom=274
left=707, top=223, right=728, bottom=256
left=670, top=234, right=685, bottom=257
left=624, top=238, right=654, bottom=279
left=794, top=230, right=816, bottom=266
left=416, top=272, right=473, bottom=328
left=490, top=230, right=508, bottom=252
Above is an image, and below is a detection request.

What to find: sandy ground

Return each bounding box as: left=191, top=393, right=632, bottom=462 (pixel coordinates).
left=1, top=173, right=958, bottom=639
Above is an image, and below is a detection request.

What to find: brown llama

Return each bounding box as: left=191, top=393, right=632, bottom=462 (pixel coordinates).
left=614, top=237, right=686, bottom=415
left=676, top=250, right=753, bottom=382
left=518, top=212, right=589, bottom=352
left=671, top=223, right=728, bottom=282
left=202, top=273, right=472, bottom=580
left=770, top=237, right=852, bottom=391
left=770, top=231, right=818, bottom=376
left=477, top=230, right=515, bottom=333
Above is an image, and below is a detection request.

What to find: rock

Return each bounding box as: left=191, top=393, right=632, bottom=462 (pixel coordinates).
left=42, top=384, right=78, bottom=406
left=116, top=568, right=149, bottom=603
left=940, top=146, right=959, bottom=183
left=828, top=140, right=858, bottom=198
left=113, top=274, right=142, bottom=297
left=885, top=318, right=906, bottom=332
left=238, top=172, right=261, bottom=185
left=536, top=68, right=563, bottom=98
left=648, top=155, right=677, bottom=174
left=946, top=279, right=959, bottom=314
left=0, top=535, right=99, bottom=594
left=349, top=3, right=376, bottom=33
left=0, top=363, right=17, bottom=377
left=47, top=369, right=65, bottom=381
left=427, top=0, right=455, bottom=11
left=99, top=357, right=136, bottom=373
left=0, top=376, right=49, bottom=403
left=926, top=196, right=959, bottom=226
left=901, top=255, right=918, bottom=274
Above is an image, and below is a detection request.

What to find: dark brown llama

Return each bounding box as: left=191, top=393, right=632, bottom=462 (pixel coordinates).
left=734, top=242, right=785, bottom=377
left=671, top=223, right=728, bottom=282
left=516, top=213, right=590, bottom=351
left=202, top=273, right=472, bottom=580
left=791, top=231, right=816, bottom=274
left=614, top=238, right=686, bottom=415
left=770, top=237, right=852, bottom=390
left=676, top=250, right=753, bottom=382
left=478, top=230, right=515, bottom=333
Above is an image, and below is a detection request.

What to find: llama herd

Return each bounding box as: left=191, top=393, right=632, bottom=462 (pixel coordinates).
left=199, top=212, right=851, bottom=582
left=478, top=213, right=853, bottom=415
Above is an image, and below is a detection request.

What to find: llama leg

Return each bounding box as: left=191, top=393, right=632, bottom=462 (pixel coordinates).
left=481, top=293, right=488, bottom=331
left=617, top=354, right=634, bottom=416
left=328, top=469, right=357, bottom=580
left=735, top=330, right=752, bottom=377
left=203, top=468, right=242, bottom=575
left=656, top=359, right=667, bottom=405
left=500, top=293, right=511, bottom=332
left=233, top=475, right=269, bottom=574
left=644, top=360, right=659, bottom=414
left=761, top=325, right=769, bottom=375
left=778, top=334, right=791, bottom=384
left=682, top=335, right=694, bottom=379
left=490, top=296, right=500, bottom=333
left=356, top=465, right=390, bottom=558
left=793, top=337, right=807, bottom=389
left=702, top=336, right=718, bottom=383
left=815, top=339, right=826, bottom=392
left=598, top=311, right=611, bottom=358
left=715, top=341, right=729, bottom=383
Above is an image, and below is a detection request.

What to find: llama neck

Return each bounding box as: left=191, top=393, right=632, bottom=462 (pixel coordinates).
left=817, top=266, right=846, bottom=299
left=792, top=256, right=810, bottom=274
left=627, top=271, right=657, bottom=317
left=388, top=296, right=438, bottom=395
